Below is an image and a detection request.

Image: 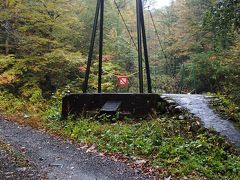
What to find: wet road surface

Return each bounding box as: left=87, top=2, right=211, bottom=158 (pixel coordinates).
left=165, top=94, right=240, bottom=147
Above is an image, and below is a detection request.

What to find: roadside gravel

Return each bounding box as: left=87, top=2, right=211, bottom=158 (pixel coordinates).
left=0, top=137, right=44, bottom=179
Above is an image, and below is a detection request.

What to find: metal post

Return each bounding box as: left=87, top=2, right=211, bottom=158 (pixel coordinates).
left=139, top=0, right=152, bottom=93
left=136, top=0, right=144, bottom=93
left=83, top=0, right=101, bottom=93
left=98, top=0, right=104, bottom=93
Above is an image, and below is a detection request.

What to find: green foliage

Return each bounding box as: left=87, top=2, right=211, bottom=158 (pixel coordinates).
left=209, top=93, right=240, bottom=126
left=190, top=52, right=225, bottom=92
left=204, top=0, right=239, bottom=49
left=1, top=88, right=240, bottom=179
left=147, top=0, right=240, bottom=100
left=0, top=1, right=240, bottom=178
left=0, top=89, right=46, bottom=115
left=88, top=61, right=123, bottom=92
left=0, top=0, right=239, bottom=97
left=48, top=117, right=240, bottom=179
left=220, top=40, right=240, bottom=105
left=0, top=90, right=24, bottom=114
left=0, top=51, right=85, bottom=98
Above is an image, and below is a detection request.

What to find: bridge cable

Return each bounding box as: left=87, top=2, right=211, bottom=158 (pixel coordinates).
left=148, top=8, right=168, bottom=61
left=113, top=0, right=138, bottom=50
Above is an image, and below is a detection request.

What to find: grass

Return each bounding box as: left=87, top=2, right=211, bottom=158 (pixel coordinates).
left=1, top=90, right=240, bottom=179
left=46, top=116, right=240, bottom=179
left=208, top=93, right=240, bottom=127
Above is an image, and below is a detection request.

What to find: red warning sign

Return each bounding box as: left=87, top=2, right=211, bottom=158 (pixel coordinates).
left=117, top=76, right=129, bottom=87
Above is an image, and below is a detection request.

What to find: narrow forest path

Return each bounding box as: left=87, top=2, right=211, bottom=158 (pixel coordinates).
left=0, top=118, right=150, bottom=180
left=164, top=94, right=240, bottom=148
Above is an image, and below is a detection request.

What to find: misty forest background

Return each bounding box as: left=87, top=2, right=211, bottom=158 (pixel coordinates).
left=0, top=0, right=239, bottom=106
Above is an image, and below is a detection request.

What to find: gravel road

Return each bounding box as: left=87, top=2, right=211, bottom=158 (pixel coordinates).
left=0, top=118, right=151, bottom=180
left=0, top=138, right=44, bottom=179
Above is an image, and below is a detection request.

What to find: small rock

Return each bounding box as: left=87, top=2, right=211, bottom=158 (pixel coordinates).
left=20, top=146, right=26, bottom=153
left=174, top=106, right=184, bottom=113
left=166, top=100, right=176, bottom=105
left=50, top=163, right=63, bottom=167
left=164, top=175, right=172, bottom=180
left=205, top=96, right=214, bottom=99
left=28, top=173, right=35, bottom=177
left=131, top=156, right=137, bottom=160
left=5, top=172, right=14, bottom=175
left=135, top=159, right=147, bottom=165
left=16, top=167, right=27, bottom=172
left=178, top=115, right=185, bottom=120
left=23, top=113, right=30, bottom=119
left=134, top=169, right=140, bottom=173
left=168, top=105, right=176, bottom=111
left=160, top=96, right=167, bottom=99
left=98, top=153, right=104, bottom=157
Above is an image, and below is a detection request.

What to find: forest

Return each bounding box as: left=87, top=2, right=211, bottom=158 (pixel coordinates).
left=0, top=0, right=240, bottom=179
left=0, top=0, right=239, bottom=102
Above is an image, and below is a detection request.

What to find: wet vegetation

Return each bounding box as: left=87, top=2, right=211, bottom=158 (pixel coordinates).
left=0, top=0, right=239, bottom=102
left=209, top=94, right=240, bottom=127
left=0, top=0, right=240, bottom=179
left=54, top=118, right=240, bottom=179
left=1, top=91, right=240, bottom=179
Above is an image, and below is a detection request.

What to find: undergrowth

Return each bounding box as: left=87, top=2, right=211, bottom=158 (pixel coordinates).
left=46, top=117, right=240, bottom=179
left=208, top=93, right=240, bottom=126
left=0, top=90, right=240, bottom=179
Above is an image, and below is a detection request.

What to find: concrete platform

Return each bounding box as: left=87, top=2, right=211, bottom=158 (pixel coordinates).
left=62, top=93, right=161, bottom=119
